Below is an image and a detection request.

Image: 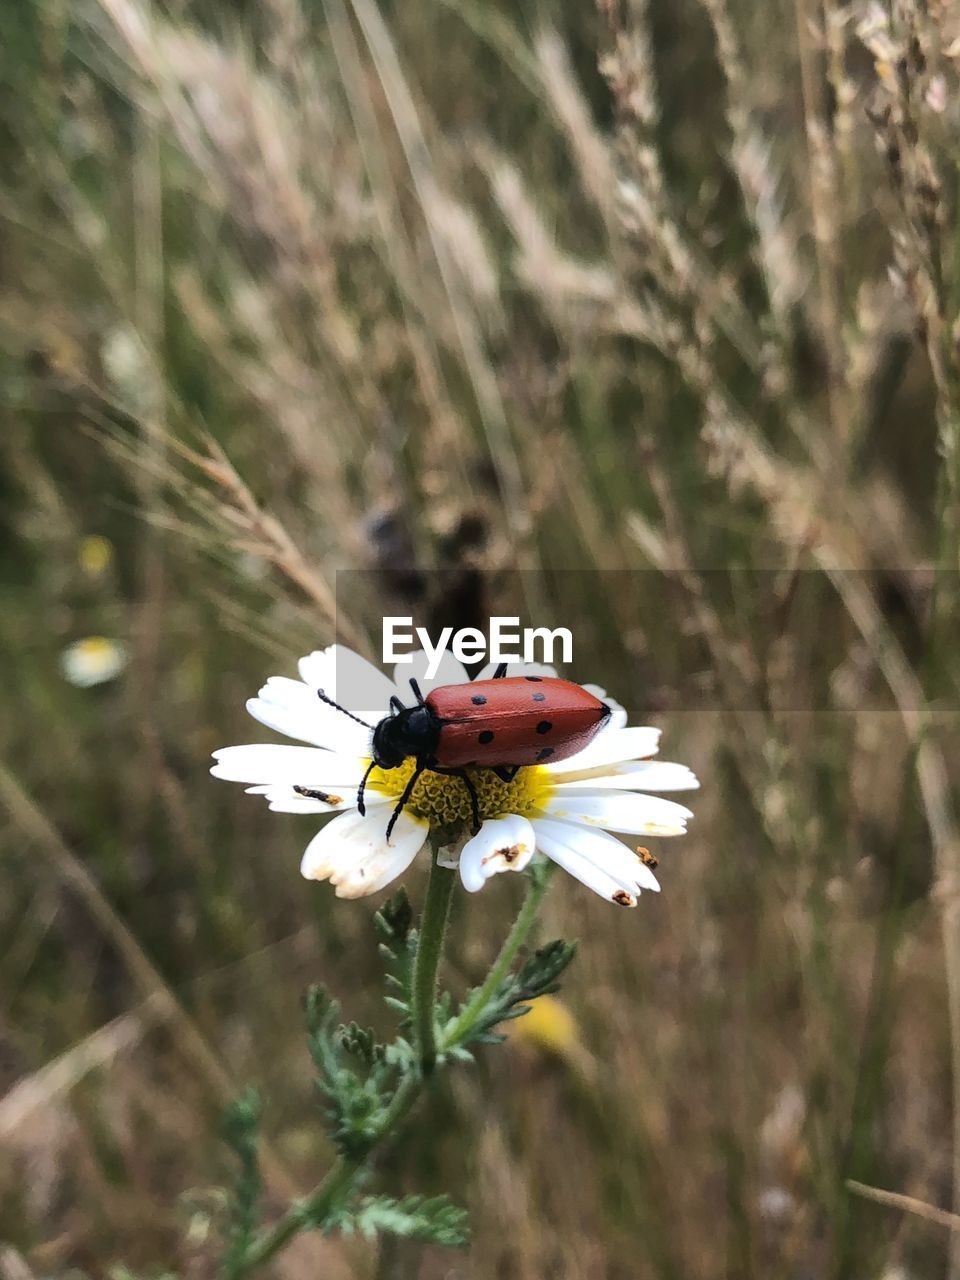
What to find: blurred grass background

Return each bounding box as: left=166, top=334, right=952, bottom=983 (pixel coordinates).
left=3, top=0, right=960, bottom=1275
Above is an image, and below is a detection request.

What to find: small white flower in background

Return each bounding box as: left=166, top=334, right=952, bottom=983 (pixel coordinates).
left=756, top=1186, right=796, bottom=1224
left=926, top=73, right=948, bottom=114
left=211, top=645, right=699, bottom=904
left=61, top=636, right=128, bottom=688
left=101, top=323, right=151, bottom=410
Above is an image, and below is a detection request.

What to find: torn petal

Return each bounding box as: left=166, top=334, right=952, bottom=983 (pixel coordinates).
left=459, top=814, right=536, bottom=893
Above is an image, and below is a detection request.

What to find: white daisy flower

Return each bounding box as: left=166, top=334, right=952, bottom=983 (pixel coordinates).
left=61, top=636, right=128, bottom=688
left=211, top=645, right=698, bottom=905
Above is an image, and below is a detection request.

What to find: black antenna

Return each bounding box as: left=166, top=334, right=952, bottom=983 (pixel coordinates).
left=316, top=688, right=373, bottom=729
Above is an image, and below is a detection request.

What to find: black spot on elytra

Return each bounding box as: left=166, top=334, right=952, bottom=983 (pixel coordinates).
left=471, top=694, right=487, bottom=705
left=532, top=692, right=546, bottom=702
left=536, top=746, right=554, bottom=760
left=524, top=676, right=543, bottom=682
left=536, top=720, right=553, bottom=734
left=478, top=730, right=495, bottom=744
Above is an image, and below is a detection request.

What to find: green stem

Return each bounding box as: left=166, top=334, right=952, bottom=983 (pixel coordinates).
left=412, top=839, right=457, bottom=1075
left=442, top=862, right=555, bottom=1051
left=237, top=1074, right=421, bottom=1273
left=235, top=849, right=554, bottom=1274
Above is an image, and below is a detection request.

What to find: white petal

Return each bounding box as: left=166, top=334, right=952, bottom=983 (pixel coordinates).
left=580, top=684, right=628, bottom=732
left=544, top=726, right=661, bottom=776
left=530, top=818, right=644, bottom=904
left=244, top=783, right=390, bottom=814
left=300, top=807, right=428, bottom=897
left=392, top=648, right=469, bottom=696
left=473, top=660, right=558, bottom=681
left=531, top=817, right=661, bottom=902
left=540, top=790, right=692, bottom=836
left=534, top=817, right=662, bottom=891
left=246, top=676, right=372, bottom=754
left=552, top=761, right=700, bottom=793
left=297, top=646, right=338, bottom=689
left=458, top=815, right=536, bottom=893
left=211, top=744, right=367, bottom=786
left=266, top=793, right=350, bottom=813
left=297, top=645, right=398, bottom=722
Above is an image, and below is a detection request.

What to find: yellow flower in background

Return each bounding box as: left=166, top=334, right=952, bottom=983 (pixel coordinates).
left=61, top=637, right=127, bottom=687
left=78, top=535, right=114, bottom=579
left=507, top=994, right=579, bottom=1056
left=504, top=994, right=598, bottom=1079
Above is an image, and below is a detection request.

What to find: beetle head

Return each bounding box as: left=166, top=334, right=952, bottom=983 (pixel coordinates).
left=372, top=703, right=439, bottom=769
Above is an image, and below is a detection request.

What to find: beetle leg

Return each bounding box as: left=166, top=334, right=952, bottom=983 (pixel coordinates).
left=389, top=695, right=406, bottom=715
left=385, top=760, right=425, bottom=842
left=490, top=764, right=521, bottom=783
left=356, top=758, right=377, bottom=815
left=427, top=763, right=481, bottom=833
left=409, top=677, right=425, bottom=705
left=491, top=662, right=508, bottom=679
left=454, top=768, right=481, bottom=833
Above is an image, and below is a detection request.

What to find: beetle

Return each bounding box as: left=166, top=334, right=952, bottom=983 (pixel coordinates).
left=309, top=663, right=611, bottom=840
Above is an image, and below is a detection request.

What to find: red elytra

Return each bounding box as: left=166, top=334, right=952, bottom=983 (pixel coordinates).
left=426, top=676, right=610, bottom=768
left=314, top=666, right=612, bottom=840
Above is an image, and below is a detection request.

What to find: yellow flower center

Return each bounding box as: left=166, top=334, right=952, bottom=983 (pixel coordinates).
left=77, top=637, right=115, bottom=660
left=367, top=759, right=550, bottom=827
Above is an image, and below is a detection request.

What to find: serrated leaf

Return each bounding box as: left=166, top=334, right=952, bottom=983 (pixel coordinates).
left=495, top=1004, right=531, bottom=1023
left=333, top=1193, right=470, bottom=1247
left=109, top=1270, right=180, bottom=1280
left=338, top=1022, right=385, bottom=1064
left=513, top=940, right=577, bottom=1001
left=448, top=939, right=578, bottom=1052
left=303, top=984, right=339, bottom=1033
left=221, top=1087, right=262, bottom=1152
left=302, top=987, right=415, bottom=1160
left=374, top=891, right=418, bottom=1024
left=220, top=1088, right=263, bottom=1274
left=374, top=888, right=413, bottom=944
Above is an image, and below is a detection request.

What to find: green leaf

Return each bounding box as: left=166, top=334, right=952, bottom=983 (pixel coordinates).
left=332, top=1193, right=470, bottom=1246
left=513, top=939, right=578, bottom=1001
left=220, top=1088, right=263, bottom=1275
left=302, top=985, right=408, bottom=1158
left=375, top=887, right=413, bottom=942
left=303, top=985, right=343, bottom=1079
left=449, top=939, right=578, bottom=1050
left=109, top=1270, right=180, bottom=1280
left=375, top=888, right=418, bottom=1022
left=338, top=1021, right=385, bottom=1065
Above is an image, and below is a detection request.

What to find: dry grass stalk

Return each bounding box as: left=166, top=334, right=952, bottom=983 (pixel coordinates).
left=0, top=761, right=346, bottom=1278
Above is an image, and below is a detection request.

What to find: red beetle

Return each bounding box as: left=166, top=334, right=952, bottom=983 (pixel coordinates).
left=313, top=664, right=611, bottom=838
